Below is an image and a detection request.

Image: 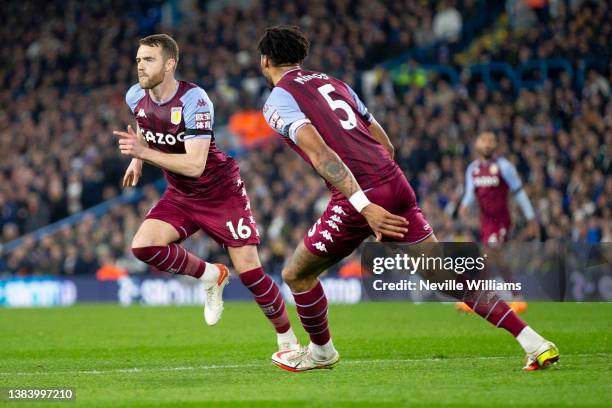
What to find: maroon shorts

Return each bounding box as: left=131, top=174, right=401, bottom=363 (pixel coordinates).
left=145, top=177, right=260, bottom=248
left=481, top=221, right=511, bottom=246
left=304, top=174, right=433, bottom=258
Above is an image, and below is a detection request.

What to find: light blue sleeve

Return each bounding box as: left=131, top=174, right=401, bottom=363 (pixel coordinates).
left=125, top=83, right=145, bottom=113
left=460, top=162, right=477, bottom=209
left=263, top=87, right=310, bottom=144
left=498, top=157, right=523, bottom=193
left=180, top=86, right=213, bottom=140
left=514, top=190, right=536, bottom=220
left=499, top=158, right=535, bottom=220
left=344, top=83, right=373, bottom=123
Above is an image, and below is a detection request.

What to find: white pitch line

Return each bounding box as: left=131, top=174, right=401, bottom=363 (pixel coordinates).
left=0, top=353, right=607, bottom=377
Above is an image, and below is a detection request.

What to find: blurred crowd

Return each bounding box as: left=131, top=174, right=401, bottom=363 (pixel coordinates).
left=0, top=0, right=610, bottom=276
left=468, top=0, right=611, bottom=65
left=0, top=0, right=483, bottom=240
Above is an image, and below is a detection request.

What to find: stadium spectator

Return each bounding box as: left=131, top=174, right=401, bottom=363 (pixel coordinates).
left=0, top=0, right=609, bottom=276
left=433, top=1, right=463, bottom=43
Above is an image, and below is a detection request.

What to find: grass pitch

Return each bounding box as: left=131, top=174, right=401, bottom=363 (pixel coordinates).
left=0, top=302, right=610, bottom=407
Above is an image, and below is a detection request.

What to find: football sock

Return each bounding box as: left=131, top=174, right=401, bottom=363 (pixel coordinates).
left=277, top=327, right=298, bottom=345
left=292, top=281, right=331, bottom=346
left=464, top=290, right=527, bottom=337
left=309, top=339, right=336, bottom=361
left=239, top=267, right=292, bottom=334
left=199, top=262, right=221, bottom=286
left=132, top=244, right=217, bottom=281
left=516, top=326, right=546, bottom=354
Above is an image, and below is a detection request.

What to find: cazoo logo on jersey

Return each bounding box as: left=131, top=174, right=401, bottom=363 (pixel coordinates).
left=141, top=129, right=186, bottom=145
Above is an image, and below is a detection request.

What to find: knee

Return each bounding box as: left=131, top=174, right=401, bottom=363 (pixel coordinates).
left=131, top=225, right=176, bottom=249
left=282, top=267, right=314, bottom=292
left=281, top=267, right=299, bottom=286
left=229, top=245, right=261, bottom=273
left=132, top=245, right=161, bottom=263
left=131, top=233, right=162, bottom=250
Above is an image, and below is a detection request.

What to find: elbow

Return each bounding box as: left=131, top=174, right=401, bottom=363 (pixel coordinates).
left=193, top=167, right=206, bottom=178
left=186, top=164, right=206, bottom=178
left=189, top=170, right=204, bottom=179
left=387, top=144, right=395, bottom=157
left=184, top=153, right=207, bottom=178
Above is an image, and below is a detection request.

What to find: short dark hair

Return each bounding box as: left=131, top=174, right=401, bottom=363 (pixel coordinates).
left=139, top=34, right=179, bottom=64
left=257, top=25, right=310, bottom=66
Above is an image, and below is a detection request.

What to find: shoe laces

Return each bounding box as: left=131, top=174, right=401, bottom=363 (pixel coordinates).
left=286, top=347, right=310, bottom=365
left=206, top=283, right=222, bottom=308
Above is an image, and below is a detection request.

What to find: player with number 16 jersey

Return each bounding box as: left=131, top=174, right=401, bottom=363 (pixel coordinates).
left=114, top=34, right=299, bottom=354
left=126, top=61, right=259, bottom=251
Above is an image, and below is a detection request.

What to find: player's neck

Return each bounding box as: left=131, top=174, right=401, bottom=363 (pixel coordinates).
left=270, top=65, right=300, bottom=86
left=150, top=77, right=178, bottom=103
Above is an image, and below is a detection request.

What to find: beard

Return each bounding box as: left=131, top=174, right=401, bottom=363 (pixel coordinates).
left=266, top=76, right=274, bottom=91
left=138, top=69, right=164, bottom=89
left=266, top=78, right=274, bottom=91
left=479, top=149, right=495, bottom=160
left=261, top=68, right=274, bottom=90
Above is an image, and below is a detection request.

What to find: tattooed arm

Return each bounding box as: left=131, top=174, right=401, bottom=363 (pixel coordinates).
left=295, top=124, right=408, bottom=240
left=295, top=124, right=360, bottom=199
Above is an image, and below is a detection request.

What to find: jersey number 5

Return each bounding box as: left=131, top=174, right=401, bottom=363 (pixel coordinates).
left=318, top=84, right=357, bottom=130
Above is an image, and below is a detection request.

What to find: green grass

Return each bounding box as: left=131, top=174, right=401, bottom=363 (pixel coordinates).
left=0, top=302, right=610, bottom=407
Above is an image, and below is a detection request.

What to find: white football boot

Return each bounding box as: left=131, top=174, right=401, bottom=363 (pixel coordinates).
left=272, top=345, right=339, bottom=372
left=203, top=263, right=230, bottom=325
left=523, top=341, right=560, bottom=371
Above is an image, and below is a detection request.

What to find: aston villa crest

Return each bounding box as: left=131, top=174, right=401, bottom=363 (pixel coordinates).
left=171, top=107, right=182, bottom=125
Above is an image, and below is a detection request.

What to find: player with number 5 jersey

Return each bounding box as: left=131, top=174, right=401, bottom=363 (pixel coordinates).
left=258, top=26, right=558, bottom=373
left=114, top=34, right=299, bottom=354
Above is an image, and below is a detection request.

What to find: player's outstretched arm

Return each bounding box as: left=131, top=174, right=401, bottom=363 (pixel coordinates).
left=459, top=164, right=476, bottom=218
left=499, top=158, right=540, bottom=240
left=367, top=118, right=394, bottom=159
left=295, top=124, right=408, bottom=240
left=142, top=138, right=210, bottom=178
left=123, top=158, right=143, bottom=188
left=122, top=124, right=145, bottom=188
left=113, top=125, right=210, bottom=178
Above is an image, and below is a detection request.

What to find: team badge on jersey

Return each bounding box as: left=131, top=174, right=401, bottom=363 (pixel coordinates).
left=171, top=107, right=182, bottom=125
left=269, top=111, right=285, bottom=131
left=490, top=164, right=498, bottom=175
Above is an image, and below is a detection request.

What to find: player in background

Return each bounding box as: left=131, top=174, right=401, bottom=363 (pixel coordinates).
left=257, top=26, right=558, bottom=372
left=457, top=131, right=539, bottom=314
left=113, top=34, right=299, bottom=352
